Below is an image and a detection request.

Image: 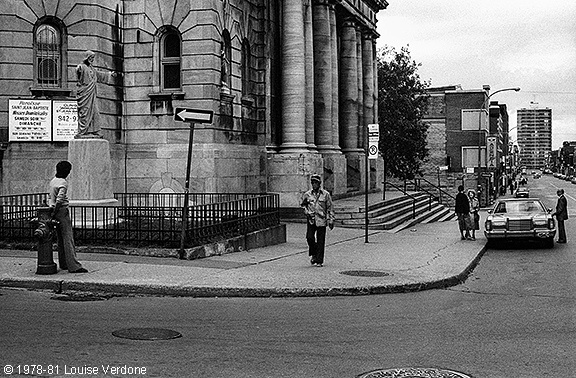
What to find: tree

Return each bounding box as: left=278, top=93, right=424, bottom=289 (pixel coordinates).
left=377, top=46, right=430, bottom=180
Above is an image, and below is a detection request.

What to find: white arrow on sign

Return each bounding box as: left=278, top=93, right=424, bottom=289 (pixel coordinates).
left=174, top=108, right=214, bottom=123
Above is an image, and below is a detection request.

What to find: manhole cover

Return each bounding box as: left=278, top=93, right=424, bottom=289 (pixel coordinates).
left=112, top=328, right=182, bottom=341
left=340, top=270, right=392, bottom=277
left=358, top=367, right=472, bottom=378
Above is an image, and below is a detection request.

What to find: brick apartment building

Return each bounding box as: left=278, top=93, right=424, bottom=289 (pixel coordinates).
left=422, top=85, right=511, bottom=206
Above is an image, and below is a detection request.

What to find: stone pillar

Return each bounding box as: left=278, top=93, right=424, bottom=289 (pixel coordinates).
left=373, top=38, right=379, bottom=125
left=339, top=19, right=359, bottom=154
left=363, top=33, right=376, bottom=190
left=280, top=0, right=308, bottom=152
left=340, top=18, right=362, bottom=191
left=330, top=3, right=339, bottom=150
left=312, top=0, right=333, bottom=152
left=269, top=0, right=323, bottom=209
left=356, top=28, right=364, bottom=151
left=304, top=1, right=316, bottom=149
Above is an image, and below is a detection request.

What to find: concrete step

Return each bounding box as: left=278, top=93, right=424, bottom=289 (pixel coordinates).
left=335, top=192, right=455, bottom=232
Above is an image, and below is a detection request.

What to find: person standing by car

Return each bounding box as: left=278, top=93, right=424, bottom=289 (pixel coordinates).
left=468, top=189, right=480, bottom=241
left=301, top=174, right=334, bottom=267
left=455, top=185, right=471, bottom=240
left=553, top=188, right=568, bottom=243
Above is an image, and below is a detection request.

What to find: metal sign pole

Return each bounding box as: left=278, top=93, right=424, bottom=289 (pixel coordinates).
left=179, top=122, right=195, bottom=257
left=365, top=123, right=369, bottom=243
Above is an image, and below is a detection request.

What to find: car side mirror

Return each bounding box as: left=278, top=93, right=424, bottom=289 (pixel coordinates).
left=547, top=208, right=553, bottom=213
left=487, top=210, right=493, bottom=214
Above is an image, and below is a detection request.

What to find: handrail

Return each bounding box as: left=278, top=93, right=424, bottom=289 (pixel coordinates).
left=413, top=177, right=456, bottom=204
left=382, top=181, right=417, bottom=219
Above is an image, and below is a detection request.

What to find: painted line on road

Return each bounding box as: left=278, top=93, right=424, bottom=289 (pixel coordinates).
left=548, top=181, right=576, bottom=202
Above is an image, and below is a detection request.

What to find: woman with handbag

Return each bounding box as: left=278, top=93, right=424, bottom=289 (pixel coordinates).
left=468, top=189, right=480, bottom=241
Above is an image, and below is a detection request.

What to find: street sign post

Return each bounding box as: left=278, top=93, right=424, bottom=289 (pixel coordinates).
left=365, top=124, right=380, bottom=243
left=175, top=108, right=214, bottom=256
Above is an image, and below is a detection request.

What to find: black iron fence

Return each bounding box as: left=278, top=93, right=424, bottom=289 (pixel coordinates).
left=0, top=192, right=280, bottom=248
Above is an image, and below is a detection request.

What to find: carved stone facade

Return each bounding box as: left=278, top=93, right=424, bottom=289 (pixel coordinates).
left=0, top=0, right=386, bottom=208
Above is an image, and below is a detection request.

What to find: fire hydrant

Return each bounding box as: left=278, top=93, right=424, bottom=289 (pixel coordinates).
left=32, top=207, right=58, bottom=275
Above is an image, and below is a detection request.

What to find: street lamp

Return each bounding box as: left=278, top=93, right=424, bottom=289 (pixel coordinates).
left=477, top=86, right=520, bottom=205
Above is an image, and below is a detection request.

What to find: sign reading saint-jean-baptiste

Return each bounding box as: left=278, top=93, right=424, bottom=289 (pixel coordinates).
left=8, top=99, right=77, bottom=142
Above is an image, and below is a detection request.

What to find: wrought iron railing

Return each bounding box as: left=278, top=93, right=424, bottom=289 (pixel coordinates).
left=0, top=192, right=280, bottom=248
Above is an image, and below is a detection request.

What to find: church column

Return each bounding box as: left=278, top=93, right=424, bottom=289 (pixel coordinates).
left=356, top=28, right=364, bottom=151
left=280, top=0, right=308, bottom=152
left=312, top=0, right=333, bottom=152
left=304, top=1, right=316, bottom=149
left=270, top=0, right=323, bottom=209
left=339, top=18, right=363, bottom=190
left=363, top=32, right=377, bottom=189
left=362, top=32, right=375, bottom=130
left=339, top=18, right=359, bottom=154
left=373, top=38, right=378, bottom=124
left=329, top=2, right=339, bottom=149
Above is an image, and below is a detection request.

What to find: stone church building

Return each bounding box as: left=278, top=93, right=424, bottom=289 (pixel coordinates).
left=0, top=0, right=387, bottom=210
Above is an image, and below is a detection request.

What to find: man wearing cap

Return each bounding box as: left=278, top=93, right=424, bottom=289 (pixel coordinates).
left=301, top=174, right=335, bottom=267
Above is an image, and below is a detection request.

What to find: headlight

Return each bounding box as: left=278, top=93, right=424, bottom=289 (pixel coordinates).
left=485, top=220, right=492, bottom=231
left=548, top=218, right=555, bottom=229
left=491, top=218, right=506, bottom=227
left=533, top=217, right=547, bottom=227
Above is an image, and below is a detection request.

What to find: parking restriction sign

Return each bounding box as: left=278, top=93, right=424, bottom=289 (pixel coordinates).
left=367, top=124, right=379, bottom=160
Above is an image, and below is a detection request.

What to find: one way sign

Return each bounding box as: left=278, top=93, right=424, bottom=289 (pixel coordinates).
left=174, top=108, right=214, bottom=124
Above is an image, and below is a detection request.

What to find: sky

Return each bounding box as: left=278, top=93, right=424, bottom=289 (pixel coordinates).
left=376, top=0, right=576, bottom=149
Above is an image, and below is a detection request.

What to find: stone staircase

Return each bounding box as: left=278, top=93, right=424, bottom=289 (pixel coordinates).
left=334, top=192, right=455, bottom=232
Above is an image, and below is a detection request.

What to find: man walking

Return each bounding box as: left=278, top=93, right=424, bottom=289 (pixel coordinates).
left=455, top=185, right=471, bottom=240
left=301, top=174, right=334, bottom=267
left=553, top=188, right=568, bottom=243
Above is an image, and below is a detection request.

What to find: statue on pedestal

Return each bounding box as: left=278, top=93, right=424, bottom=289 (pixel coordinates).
left=75, top=50, right=117, bottom=139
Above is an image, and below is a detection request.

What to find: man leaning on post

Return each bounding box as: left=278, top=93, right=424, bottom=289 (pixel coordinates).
left=301, top=174, right=334, bottom=267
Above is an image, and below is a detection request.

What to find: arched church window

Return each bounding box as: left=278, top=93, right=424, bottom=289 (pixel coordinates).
left=160, top=29, right=182, bottom=90
left=35, top=23, right=61, bottom=87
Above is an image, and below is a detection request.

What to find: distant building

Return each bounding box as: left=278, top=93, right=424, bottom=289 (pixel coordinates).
left=516, top=105, right=552, bottom=169
left=422, top=85, right=511, bottom=205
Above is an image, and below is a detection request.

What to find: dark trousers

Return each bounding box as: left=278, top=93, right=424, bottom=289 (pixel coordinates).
left=557, top=219, right=567, bottom=242
left=306, top=222, right=327, bottom=264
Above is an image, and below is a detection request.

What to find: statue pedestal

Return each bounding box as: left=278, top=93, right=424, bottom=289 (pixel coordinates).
left=67, top=138, right=118, bottom=227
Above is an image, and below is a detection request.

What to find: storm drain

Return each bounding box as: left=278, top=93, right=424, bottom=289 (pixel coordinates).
left=358, top=367, right=472, bottom=378
left=340, top=270, right=392, bottom=277
left=112, top=328, right=182, bottom=341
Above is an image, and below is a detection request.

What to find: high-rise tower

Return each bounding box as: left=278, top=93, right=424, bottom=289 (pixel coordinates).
left=517, top=104, right=552, bottom=169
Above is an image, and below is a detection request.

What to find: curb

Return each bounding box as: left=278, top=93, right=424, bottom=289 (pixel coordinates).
left=0, top=245, right=486, bottom=298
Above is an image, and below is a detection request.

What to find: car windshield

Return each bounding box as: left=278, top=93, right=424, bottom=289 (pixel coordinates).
left=494, top=201, right=544, bottom=214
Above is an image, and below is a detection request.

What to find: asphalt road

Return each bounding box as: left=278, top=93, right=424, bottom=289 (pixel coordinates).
left=0, top=173, right=574, bottom=378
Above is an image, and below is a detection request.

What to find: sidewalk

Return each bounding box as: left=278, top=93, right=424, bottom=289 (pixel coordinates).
left=0, top=216, right=487, bottom=297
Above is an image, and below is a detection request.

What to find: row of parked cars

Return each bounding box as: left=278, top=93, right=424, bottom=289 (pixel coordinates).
left=553, top=172, right=576, bottom=184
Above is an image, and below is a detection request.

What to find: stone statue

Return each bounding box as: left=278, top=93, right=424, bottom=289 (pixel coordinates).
left=75, top=50, right=116, bottom=138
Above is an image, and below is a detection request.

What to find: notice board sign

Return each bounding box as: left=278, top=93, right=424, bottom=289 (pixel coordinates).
left=53, top=101, right=78, bottom=141
left=8, top=99, right=52, bottom=141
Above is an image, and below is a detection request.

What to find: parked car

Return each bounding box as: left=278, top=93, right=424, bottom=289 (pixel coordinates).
left=484, top=198, right=555, bottom=248
left=515, top=186, right=530, bottom=198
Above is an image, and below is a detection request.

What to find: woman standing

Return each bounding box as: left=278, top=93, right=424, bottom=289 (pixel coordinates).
left=468, top=190, right=480, bottom=240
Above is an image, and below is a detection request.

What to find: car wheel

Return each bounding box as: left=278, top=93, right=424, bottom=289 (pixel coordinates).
left=544, top=237, right=554, bottom=249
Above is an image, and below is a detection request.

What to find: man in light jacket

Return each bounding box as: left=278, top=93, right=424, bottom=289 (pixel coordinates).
left=301, top=174, right=334, bottom=267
